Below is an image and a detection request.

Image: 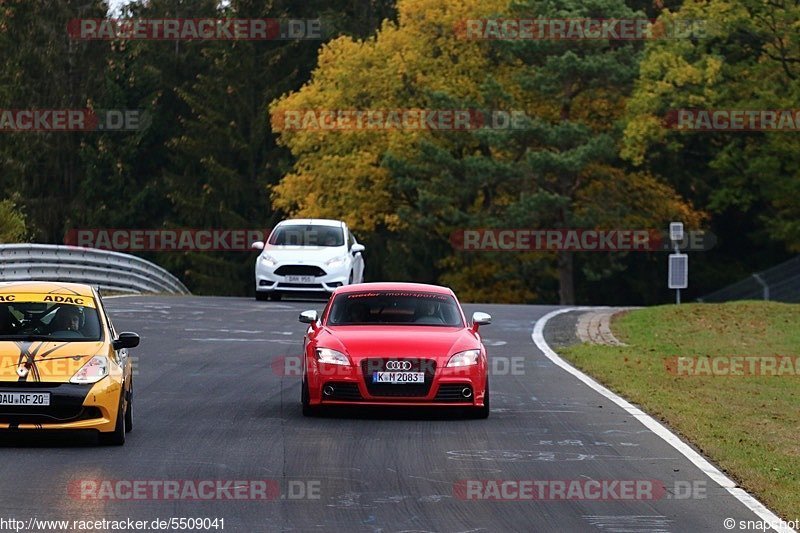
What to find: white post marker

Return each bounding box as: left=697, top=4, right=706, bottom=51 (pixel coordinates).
left=670, top=221, right=684, bottom=243
left=668, top=222, right=687, bottom=304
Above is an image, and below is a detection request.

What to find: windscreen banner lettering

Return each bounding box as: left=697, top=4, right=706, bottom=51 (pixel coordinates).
left=347, top=292, right=449, bottom=300
left=0, top=293, right=96, bottom=308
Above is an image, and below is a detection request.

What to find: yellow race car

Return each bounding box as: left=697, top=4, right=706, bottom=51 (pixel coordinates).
left=0, top=281, right=139, bottom=445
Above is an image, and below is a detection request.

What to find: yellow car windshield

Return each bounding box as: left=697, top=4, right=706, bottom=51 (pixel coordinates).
left=0, top=295, right=102, bottom=341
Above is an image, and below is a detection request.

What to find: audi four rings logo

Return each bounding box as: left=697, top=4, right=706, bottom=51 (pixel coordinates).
left=386, top=360, right=412, bottom=370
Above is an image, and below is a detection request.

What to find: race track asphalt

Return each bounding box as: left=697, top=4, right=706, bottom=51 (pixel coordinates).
left=0, top=296, right=775, bottom=532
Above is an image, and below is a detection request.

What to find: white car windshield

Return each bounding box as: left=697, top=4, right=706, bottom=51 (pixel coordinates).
left=268, top=225, right=344, bottom=247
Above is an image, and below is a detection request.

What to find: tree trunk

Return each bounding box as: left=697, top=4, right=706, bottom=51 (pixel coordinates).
left=558, top=250, right=575, bottom=305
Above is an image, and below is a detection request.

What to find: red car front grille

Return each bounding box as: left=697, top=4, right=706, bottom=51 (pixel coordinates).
left=360, top=358, right=436, bottom=397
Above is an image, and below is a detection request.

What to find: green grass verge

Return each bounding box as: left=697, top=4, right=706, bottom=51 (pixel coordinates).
left=559, top=301, right=800, bottom=519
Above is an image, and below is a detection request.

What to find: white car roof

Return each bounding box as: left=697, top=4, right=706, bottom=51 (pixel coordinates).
left=276, top=219, right=345, bottom=227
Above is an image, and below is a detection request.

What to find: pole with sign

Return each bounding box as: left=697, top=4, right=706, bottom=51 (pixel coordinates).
left=668, top=222, right=688, bottom=304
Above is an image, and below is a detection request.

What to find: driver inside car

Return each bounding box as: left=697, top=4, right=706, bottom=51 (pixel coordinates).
left=49, top=306, right=82, bottom=334
left=347, top=302, right=370, bottom=323
left=415, top=300, right=444, bottom=324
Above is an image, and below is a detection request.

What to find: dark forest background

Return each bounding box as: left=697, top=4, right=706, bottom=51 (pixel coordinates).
left=0, top=0, right=797, bottom=304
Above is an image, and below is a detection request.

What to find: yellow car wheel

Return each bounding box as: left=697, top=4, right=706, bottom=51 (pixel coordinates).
left=124, top=389, right=133, bottom=433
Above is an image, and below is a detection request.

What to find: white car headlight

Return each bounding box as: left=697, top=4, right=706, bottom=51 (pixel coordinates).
left=70, top=355, right=109, bottom=384
left=260, top=254, right=278, bottom=267
left=447, top=349, right=481, bottom=367
left=325, top=255, right=347, bottom=268
left=315, top=348, right=351, bottom=366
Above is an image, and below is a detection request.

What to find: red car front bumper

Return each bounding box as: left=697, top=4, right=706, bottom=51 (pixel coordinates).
left=305, top=358, right=487, bottom=407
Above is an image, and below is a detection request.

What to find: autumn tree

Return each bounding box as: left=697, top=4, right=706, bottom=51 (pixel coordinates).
left=271, top=0, right=704, bottom=303
left=623, top=0, right=800, bottom=288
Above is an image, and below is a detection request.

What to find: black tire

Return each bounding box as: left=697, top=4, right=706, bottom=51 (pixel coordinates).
left=301, top=378, right=320, bottom=417
left=469, top=380, right=490, bottom=419
left=255, top=291, right=269, bottom=301
left=124, top=388, right=133, bottom=433
left=99, top=393, right=126, bottom=445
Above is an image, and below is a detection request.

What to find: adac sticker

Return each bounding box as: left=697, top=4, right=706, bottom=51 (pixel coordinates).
left=0, top=293, right=96, bottom=308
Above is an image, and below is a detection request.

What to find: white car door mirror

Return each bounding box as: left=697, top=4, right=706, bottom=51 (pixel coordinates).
left=251, top=241, right=265, bottom=250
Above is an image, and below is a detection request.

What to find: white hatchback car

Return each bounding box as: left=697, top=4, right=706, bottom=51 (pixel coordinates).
left=252, top=219, right=365, bottom=300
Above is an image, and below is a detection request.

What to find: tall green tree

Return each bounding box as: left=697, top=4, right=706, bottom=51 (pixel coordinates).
left=475, top=0, right=649, bottom=304
left=74, top=0, right=219, bottom=236
left=164, top=0, right=396, bottom=294
left=0, top=0, right=107, bottom=241
left=0, top=0, right=396, bottom=294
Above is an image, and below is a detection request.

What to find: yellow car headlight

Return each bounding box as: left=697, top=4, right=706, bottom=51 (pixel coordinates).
left=70, top=355, right=109, bottom=384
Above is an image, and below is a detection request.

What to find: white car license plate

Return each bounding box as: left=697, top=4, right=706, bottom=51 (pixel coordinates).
left=0, top=392, right=51, bottom=406
left=285, top=275, right=314, bottom=283
left=372, top=372, right=425, bottom=384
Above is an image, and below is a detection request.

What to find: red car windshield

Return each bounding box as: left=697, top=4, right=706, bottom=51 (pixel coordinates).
left=328, top=291, right=464, bottom=327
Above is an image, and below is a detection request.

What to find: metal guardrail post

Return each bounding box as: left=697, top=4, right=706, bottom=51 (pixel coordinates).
left=752, top=273, right=769, bottom=301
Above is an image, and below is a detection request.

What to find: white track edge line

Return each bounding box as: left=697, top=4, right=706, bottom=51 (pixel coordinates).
left=532, top=307, right=794, bottom=533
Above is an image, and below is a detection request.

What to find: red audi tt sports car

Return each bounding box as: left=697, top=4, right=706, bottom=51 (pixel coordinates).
left=299, top=282, right=492, bottom=418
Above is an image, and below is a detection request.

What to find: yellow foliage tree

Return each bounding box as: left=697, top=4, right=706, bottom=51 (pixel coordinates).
left=270, top=0, right=510, bottom=232
left=271, top=0, right=706, bottom=303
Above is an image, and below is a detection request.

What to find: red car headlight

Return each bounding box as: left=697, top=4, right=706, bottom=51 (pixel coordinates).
left=315, top=348, right=351, bottom=366
left=446, top=349, right=481, bottom=367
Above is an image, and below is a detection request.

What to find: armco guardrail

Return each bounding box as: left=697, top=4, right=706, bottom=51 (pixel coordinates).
left=698, top=255, right=800, bottom=303
left=0, top=244, right=190, bottom=295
